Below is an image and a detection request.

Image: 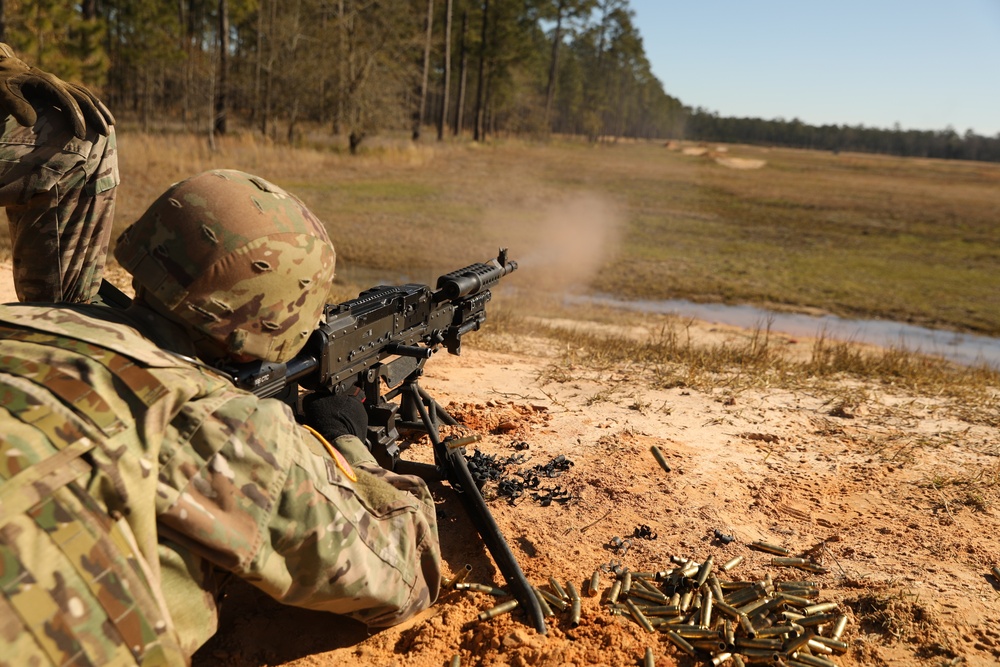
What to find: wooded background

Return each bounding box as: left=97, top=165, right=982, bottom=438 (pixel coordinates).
left=3, top=0, right=998, bottom=161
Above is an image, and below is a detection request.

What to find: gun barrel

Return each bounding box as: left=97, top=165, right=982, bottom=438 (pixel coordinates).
left=435, top=249, right=517, bottom=302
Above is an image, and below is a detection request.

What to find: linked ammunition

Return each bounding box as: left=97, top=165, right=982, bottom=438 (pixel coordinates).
left=650, top=445, right=672, bottom=473
left=750, top=541, right=791, bottom=556
left=478, top=599, right=519, bottom=621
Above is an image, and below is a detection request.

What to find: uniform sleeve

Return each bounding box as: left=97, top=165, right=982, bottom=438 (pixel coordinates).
left=154, top=392, right=441, bottom=628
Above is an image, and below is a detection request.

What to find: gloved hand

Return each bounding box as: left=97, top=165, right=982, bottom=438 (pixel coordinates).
left=0, top=43, right=115, bottom=139
left=302, top=389, right=368, bottom=441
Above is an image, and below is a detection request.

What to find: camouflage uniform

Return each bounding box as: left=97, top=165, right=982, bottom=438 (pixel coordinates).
left=0, top=302, right=441, bottom=663
left=0, top=112, right=118, bottom=303
left=0, top=170, right=441, bottom=664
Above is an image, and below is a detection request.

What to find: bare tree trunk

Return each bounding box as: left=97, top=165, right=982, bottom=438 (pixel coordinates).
left=253, top=0, right=263, bottom=127
left=214, top=0, right=229, bottom=135
left=544, top=0, right=565, bottom=129
left=0, top=0, right=6, bottom=42
left=262, top=0, right=276, bottom=136
left=473, top=0, right=489, bottom=142
left=333, top=0, right=345, bottom=134
left=453, top=9, right=468, bottom=136
left=414, top=0, right=434, bottom=141
left=437, top=0, right=452, bottom=141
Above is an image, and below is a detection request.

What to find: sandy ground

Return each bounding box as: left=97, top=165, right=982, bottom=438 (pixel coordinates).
left=3, top=267, right=999, bottom=667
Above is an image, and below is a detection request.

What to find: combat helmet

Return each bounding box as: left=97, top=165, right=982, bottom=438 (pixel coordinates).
left=115, top=169, right=336, bottom=363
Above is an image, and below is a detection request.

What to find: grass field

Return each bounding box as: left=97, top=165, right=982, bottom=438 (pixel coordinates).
left=12, top=129, right=997, bottom=336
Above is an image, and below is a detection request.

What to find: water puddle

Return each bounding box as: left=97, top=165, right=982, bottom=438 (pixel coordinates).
left=572, top=294, right=1000, bottom=370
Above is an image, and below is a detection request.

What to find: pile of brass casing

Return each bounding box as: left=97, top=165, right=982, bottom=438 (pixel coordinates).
left=599, top=554, right=848, bottom=667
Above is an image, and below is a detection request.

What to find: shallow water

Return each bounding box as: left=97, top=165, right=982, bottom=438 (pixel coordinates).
left=574, top=294, right=1000, bottom=370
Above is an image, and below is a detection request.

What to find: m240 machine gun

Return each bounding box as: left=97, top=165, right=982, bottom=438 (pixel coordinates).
left=221, top=249, right=548, bottom=634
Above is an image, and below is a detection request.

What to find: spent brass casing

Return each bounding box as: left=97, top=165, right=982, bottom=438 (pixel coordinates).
left=446, top=564, right=473, bottom=588
left=570, top=596, right=582, bottom=627
left=798, top=612, right=840, bottom=627
left=696, top=555, right=715, bottom=590
left=691, top=639, right=727, bottom=652
left=566, top=581, right=581, bottom=603
left=643, top=647, right=655, bottom=667
left=802, top=602, right=839, bottom=615
left=992, top=565, right=1000, bottom=582
left=450, top=655, right=461, bottom=667
left=771, top=557, right=808, bottom=567
left=830, top=614, right=848, bottom=640
left=756, top=624, right=798, bottom=637
left=631, top=587, right=670, bottom=604
left=533, top=588, right=555, bottom=617
left=588, top=569, right=601, bottom=597
left=641, top=605, right=683, bottom=617
left=738, top=648, right=781, bottom=661
left=665, top=631, right=698, bottom=657
left=790, top=651, right=837, bottom=667
left=608, top=579, right=623, bottom=605
left=736, top=637, right=784, bottom=650
left=811, top=635, right=849, bottom=654
left=700, top=590, right=714, bottom=628
left=779, top=587, right=819, bottom=600
left=794, top=562, right=829, bottom=574
left=714, top=599, right=742, bottom=620
left=679, top=590, right=694, bottom=612
left=750, top=541, right=791, bottom=556
left=650, top=445, right=672, bottom=473
left=738, top=613, right=756, bottom=638
left=548, top=576, right=569, bottom=601
left=446, top=434, right=483, bottom=450
left=782, top=631, right=813, bottom=654
left=478, top=598, right=519, bottom=621
left=680, top=561, right=700, bottom=579
left=720, top=580, right=754, bottom=590
left=776, top=580, right=819, bottom=590
left=778, top=593, right=813, bottom=608
left=671, top=624, right=722, bottom=639
left=456, top=583, right=509, bottom=597
left=720, top=556, right=745, bottom=572
left=536, top=587, right=567, bottom=611
left=807, top=638, right=834, bottom=655
left=621, top=570, right=633, bottom=596
left=711, top=651, right=733, bottom=666
left=626, top=599, right=656, bottom=634
left=724, top=618, right=736, bottom=649
left=731, top=656, right=746, bottom=667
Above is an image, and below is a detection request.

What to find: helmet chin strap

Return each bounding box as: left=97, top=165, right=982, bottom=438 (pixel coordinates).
left=133, top=287, right=240, bottom=364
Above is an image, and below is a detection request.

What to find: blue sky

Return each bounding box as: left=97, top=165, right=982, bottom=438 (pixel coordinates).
left=627, top=0, right=1000, bottom=136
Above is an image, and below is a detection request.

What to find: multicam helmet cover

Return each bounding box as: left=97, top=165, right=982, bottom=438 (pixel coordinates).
left=115, top=169, right=336, bottom=363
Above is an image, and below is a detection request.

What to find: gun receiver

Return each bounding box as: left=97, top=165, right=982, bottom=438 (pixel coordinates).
left=221, top=249, right=546, bottom=634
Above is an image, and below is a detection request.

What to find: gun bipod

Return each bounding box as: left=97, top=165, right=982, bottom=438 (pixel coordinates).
left=401, top=378, right=548, bottom=635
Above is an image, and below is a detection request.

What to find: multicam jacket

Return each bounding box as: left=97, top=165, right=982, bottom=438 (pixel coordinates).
left=0, top=303, right=441, bottom=665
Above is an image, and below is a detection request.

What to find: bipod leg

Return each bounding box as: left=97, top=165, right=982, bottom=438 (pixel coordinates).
left=406, top=383, right=547, bottom=635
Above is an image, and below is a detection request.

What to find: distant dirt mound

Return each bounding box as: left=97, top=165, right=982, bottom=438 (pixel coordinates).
left=715, top=156, right=767, bottom=169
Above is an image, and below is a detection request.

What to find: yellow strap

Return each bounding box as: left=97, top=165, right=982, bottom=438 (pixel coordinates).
left=302, top=424, right=357, bottom=482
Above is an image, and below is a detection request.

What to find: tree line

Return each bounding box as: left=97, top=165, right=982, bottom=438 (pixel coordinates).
left=686, top=110, right=1000, bottom=163
left=1, top=1, right=996, bottom=162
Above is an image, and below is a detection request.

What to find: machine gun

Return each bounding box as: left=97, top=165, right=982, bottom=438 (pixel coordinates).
left=218, top=249, right=548, bottom=634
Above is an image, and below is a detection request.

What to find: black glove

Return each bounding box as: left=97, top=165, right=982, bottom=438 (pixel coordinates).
left=301, top=389, right=368, bottom=442
left=0, top=43, right=115, bottom=139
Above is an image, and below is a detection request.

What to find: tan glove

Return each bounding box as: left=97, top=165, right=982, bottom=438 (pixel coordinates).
left=0, top=43, right=114, bottom=139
